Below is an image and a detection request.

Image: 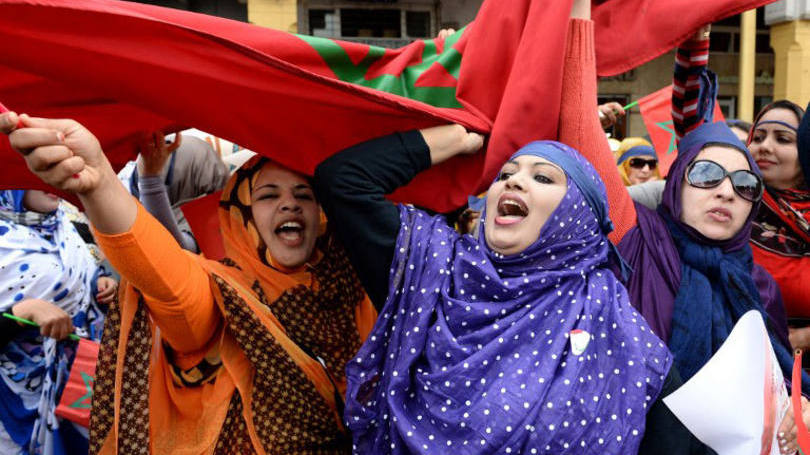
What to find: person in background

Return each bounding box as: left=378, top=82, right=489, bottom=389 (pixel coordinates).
left=615, top=137, right=661, bottom=186
left=746, top=101, right=810, bottom=354
left=117, top=131, right=229, bottom=252
left=726, top=119, right=752, bottom=143
left=0, top=189, right=112, bottom=454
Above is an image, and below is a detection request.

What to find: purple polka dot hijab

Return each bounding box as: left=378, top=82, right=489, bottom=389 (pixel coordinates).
left=345, top=142, right=672, bottom=454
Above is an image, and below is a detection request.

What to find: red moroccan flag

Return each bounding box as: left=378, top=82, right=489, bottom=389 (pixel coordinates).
left=638, top=85, right=725, bottom=176
left=54, top=339, right=99, bottom=428
left=0, top=0, right=773, bottom=211
left=181, top=191, right=226, bottom=260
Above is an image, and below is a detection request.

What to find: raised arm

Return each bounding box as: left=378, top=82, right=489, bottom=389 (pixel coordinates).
left=314, top=125, right=482, bottom=310
left=672, top=27, right=713, bottom=141
left=556, top=11, right=637, bottom=243
left=1, top=113, right=218, bottom=354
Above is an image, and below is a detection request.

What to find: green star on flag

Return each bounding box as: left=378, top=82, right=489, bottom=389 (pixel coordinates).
left=69, top=372, right=94, bottom=409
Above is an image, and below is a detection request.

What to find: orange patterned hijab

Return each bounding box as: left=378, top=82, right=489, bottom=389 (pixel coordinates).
left=90, top=157, right=376, bottom=455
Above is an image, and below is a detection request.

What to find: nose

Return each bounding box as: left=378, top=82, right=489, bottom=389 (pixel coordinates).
left=754, top=136, right=774, bottom=156
left=504, top=172, right=526, bottom=191
left=714, top=176, right=736, bottom=201
left=278, top=191, right=302, bottom=213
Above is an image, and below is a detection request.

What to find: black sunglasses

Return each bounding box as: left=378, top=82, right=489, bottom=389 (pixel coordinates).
left=628, top=158, right=657, bottom=169
left=685, top=160, right=763, bottom=202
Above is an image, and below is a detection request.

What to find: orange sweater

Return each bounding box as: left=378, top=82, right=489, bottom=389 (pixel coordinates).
left=95, top=202, right=219, bottom=353
left=558, top=19, right=637, bottom=243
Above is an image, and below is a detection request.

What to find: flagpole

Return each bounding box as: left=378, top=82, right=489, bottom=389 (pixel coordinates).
left=622, top=100, right=639, bottom=111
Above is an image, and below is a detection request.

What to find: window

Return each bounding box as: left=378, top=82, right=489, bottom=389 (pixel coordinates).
left=302, top=3, right=435, bottom=44
left=406, top=11, right=431, bottom=38
left=341, top=8, right=400, bottom=38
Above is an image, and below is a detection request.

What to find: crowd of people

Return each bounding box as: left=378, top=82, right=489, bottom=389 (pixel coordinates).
left=1, top=0, right=810, bottom=454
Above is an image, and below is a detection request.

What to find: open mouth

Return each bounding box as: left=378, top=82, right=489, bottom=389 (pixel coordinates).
left=707, top=207, right=731, bottom=222
left=495, top=194, right=528, bottom=225
left=274, top=219, right=306, bottom=246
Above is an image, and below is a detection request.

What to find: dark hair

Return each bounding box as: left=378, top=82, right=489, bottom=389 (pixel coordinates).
left=752, top=100, right=805, bottom=131
left=725, top=119, right=752, bottom=134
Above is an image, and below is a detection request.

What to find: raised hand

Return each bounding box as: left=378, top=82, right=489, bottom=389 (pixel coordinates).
left=4, top=113, right=112, bottom=195
left=137, top=131, right=182, bottom=177
left=419, top=124, right=484, bottom=166
left=598, top=102, right=626, bottom=129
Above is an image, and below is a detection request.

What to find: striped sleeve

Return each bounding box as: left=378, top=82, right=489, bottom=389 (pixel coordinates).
left=671, top=37, right=710, bottom=142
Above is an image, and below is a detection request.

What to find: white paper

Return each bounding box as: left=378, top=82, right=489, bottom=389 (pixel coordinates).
left=663, top=311, right=790, bottom=455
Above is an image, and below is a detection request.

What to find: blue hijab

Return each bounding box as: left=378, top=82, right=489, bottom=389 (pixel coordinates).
left=623, top=122, right=804, bottom=389
left=344, top=141, right=671, bottom=454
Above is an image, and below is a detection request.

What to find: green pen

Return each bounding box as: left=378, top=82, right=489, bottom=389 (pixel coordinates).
left=2, top=313, right=82, bottom=341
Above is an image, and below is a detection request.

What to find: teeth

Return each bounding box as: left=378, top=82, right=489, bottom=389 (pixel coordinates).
left=500, top=198, right=527, bottom=217
left=280, top=221, right=302, bottom=229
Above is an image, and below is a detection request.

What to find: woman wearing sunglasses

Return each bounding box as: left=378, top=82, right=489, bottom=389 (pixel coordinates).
left=556, top=24, right=809, bottom=453
left=615, top=137, right=661, bottom=186
left=666, top=28, right=810, bottom=360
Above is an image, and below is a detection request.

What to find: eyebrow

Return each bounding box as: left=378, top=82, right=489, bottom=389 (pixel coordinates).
left=253, top=183, right=312, bottom=192
left=533, top=162, right=564, bottom=173
left=754, top=126, right=797, bottom=135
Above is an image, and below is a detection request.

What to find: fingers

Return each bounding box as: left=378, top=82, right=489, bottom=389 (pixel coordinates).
left=167, top=132, right=182, bottom=152
left=24, top=145, right=74, bottom=172
left=8, top=127, right=65, bottom=154
left=437, top=28, right=456, bottom=40
left=30, top=153, right=86, bottom=184
left=0, top=112, right=20, bottom=135
left=40, top=316, right=73, bottom=340
left=18, top=114, right=81, bottom=135
left=463, top=131, right=485, bottom=154
left=96, top=284, right=117, bottom=304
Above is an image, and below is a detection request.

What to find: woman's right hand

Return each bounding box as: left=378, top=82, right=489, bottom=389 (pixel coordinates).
left=419, top=124, right=484, bottom=166
left=1, top=112, right=112, bottom=195
left=1, top=112, right=137, bottom=234
left=11, top=298, right=75, bottom=341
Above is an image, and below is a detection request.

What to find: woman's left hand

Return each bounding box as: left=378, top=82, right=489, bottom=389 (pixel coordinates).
left=777, top=396, right=809, bottom=454
left=96, top=276, right=118, bottom=305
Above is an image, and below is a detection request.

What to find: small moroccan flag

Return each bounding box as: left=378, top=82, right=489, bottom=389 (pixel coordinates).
left=638, top=85, right=725, bottom=176
left=55, top=339, right=99, bottom=428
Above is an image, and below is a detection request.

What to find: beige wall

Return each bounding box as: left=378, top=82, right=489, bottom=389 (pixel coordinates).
left=771, top=20, right=810, bottom=107
left=248, top=0, right=298, bottom=32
